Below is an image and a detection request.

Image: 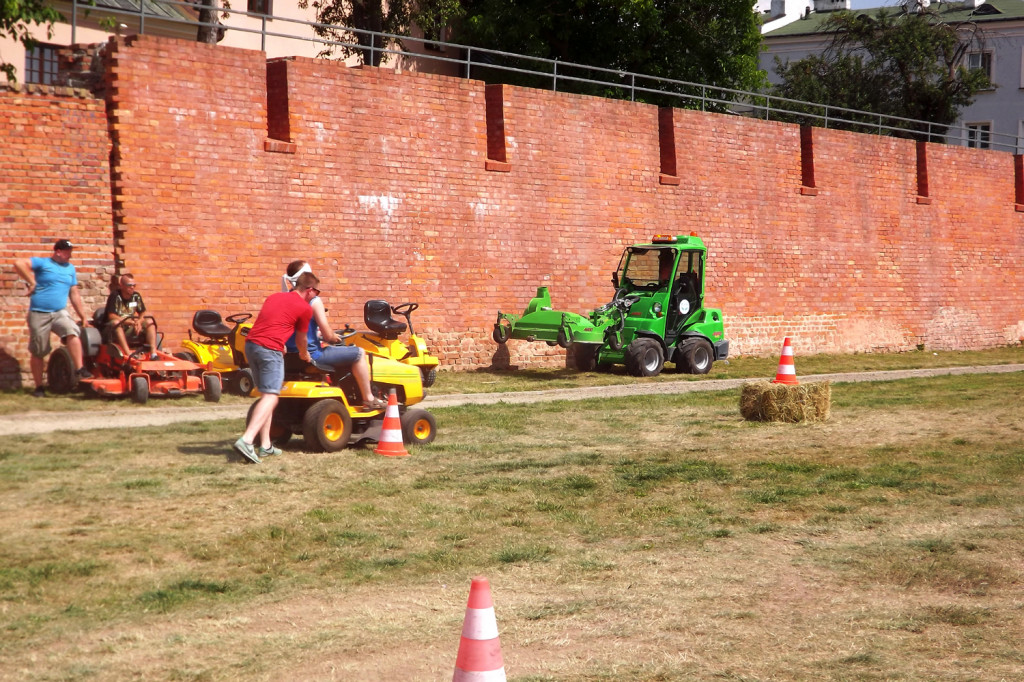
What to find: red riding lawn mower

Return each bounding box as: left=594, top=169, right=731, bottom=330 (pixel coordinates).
left=46, top=310, right=222, bottom=404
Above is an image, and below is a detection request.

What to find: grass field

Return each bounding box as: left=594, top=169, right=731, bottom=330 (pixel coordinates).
left=1, top=360, right=1022, bottom=680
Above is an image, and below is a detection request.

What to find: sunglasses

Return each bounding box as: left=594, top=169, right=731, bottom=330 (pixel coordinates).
left=310, top=288, right=321, bottom=296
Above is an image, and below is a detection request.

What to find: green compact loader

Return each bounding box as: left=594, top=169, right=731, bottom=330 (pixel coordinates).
left=493, top=234, right=728, bottom=377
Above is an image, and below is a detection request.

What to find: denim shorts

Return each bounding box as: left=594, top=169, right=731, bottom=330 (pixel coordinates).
left=312, top=343, right=363, bottom=369
left=245, top=340, right=285, bottom=395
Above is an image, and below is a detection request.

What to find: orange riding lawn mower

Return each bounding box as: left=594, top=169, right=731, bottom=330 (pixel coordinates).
left=46, top=309, right=222, bottom=404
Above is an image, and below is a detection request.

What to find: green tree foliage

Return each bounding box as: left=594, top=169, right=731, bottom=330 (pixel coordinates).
left=1, top=0, right=63, bottom=82
left=772, top=7, right=991, bottom=138
left=455, top=0, right=765, bottom=106
left=298, top=0, right=764, bottom=108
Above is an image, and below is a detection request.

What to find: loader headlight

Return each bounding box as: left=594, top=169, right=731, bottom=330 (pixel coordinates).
left=653, top=303, right=663, bottom=317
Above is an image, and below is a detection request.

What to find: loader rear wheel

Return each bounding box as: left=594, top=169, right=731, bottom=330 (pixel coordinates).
left=677, top=339, right=713, bottom=375
left=625, top=338, right=664, bottom=377
left=302, top=400, right=352, bottom=453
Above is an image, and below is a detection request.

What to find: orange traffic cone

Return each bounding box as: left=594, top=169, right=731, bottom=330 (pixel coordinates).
left=374, top=389, right=409, bottom=457
left=453, top=576, right=506, bottom=682
left=771, top=336, right=799, bottom=385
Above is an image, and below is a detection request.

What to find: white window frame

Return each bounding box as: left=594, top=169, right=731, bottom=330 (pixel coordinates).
left=967, top=50, right=994, bottom=87
left=965, top=122, right=992, bottom=150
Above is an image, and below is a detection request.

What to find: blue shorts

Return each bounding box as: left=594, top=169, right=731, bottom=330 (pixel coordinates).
left=245, top=340, right=284, bottom=395
left=312, top=343, right=362, bottom=370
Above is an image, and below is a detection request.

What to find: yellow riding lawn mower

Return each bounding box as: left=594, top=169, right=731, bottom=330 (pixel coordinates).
left=176, top=310, right=255, bottom=395
left=246, top=348, right=437, bottom=453
left=348, top=301, right=441, bottom=388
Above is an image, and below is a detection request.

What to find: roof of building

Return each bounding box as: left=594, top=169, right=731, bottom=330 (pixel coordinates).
left=85, top=0, right=194, bottom=23
left=764, top=0, right=1024, bottom=37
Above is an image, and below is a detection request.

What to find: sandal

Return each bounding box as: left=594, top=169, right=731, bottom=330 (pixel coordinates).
left=363, top=397, right=387, bottom=411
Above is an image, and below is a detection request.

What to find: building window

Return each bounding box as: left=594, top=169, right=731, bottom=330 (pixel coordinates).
left=966, top=123, right=991, bottom=150
left=967, top=51, right=993, bottom=80
left=25, top=43, right=59, bottom=85
left=248, top=0, right=273, bottom=15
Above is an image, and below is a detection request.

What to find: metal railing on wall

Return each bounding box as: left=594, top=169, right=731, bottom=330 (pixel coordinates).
left=68, top=0, right=1021, bottom=153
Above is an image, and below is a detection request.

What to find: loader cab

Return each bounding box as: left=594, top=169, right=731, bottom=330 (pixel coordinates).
left=613, top=238, right=704, bottom=326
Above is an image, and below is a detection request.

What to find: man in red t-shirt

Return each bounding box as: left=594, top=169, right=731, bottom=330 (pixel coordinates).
left=233, top=272, right=319, bottom=464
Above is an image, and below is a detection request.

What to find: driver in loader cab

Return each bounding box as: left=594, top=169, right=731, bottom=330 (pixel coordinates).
left=104, top=273, right=159, bottom=360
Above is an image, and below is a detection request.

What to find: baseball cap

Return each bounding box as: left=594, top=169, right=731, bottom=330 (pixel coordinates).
left=54, top=239, right=74, bottom=251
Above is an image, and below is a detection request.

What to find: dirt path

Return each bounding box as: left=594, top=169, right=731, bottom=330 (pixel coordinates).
left=4, top=364, right=1022, bottom=437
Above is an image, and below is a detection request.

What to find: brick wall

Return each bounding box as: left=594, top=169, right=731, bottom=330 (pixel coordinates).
left=1, top=34, right=1022, bottom=389
left=0, top=86, right=114, bottom=388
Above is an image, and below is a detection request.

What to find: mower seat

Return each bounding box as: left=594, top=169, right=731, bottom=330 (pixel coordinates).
left=283, top=352, right=329, bottom=378
left=364, top=300, right=407, bottom=340
left=192, top=310, right=232, bottom=339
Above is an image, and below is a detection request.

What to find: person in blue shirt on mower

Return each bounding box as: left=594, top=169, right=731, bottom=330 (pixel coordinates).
left=13, top=239, right=92, bottom=397
left=282, top=260, right=384, bottom=412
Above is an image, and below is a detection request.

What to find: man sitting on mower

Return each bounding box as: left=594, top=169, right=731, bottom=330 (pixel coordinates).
left=104, top=273, right=159, bottom=359
left=282, top=260, right=385, bottom=412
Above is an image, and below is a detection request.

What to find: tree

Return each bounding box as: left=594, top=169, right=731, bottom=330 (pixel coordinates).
left=298, top=0, right=461, bottom=66
left=297, top=0, right=764, bottom=107
left=772, top=6, right=991, bottom=139
left=453, top=0, right=765, bottom=106
left=1, top=0, right=63, bottom=82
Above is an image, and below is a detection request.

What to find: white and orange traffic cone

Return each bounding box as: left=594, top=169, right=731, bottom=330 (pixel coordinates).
left=453, top=576, right=506, bottom=682
left=771, top=336, right=799, bottom=385
left=374, top=389, right=409, bottom=457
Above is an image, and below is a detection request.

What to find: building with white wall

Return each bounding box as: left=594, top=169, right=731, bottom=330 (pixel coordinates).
left=761, top=0, right=1024, bottom=151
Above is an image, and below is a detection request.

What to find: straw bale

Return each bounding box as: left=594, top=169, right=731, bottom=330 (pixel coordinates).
left=739, top=380, right=831, bottom=423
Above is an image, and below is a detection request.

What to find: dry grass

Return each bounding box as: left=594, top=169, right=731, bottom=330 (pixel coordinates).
left=0, top=373, right=1022, bottom=680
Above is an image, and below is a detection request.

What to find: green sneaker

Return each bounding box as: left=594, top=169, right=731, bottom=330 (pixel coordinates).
left=258, top=444, right=282, bottom=457
left=233, top=437, right=261, bottom=464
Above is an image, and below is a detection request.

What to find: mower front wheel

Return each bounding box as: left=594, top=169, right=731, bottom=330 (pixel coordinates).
left=203, top=373, right=222, bottom=402
left=400, top=408, right=437, bottom=445
left=232, top=368, right=255, bottom=396
left=492, top=321, right=511, bottom=344
left=302, top=399, right=352, bottom=453
left=130, top=375, right=149, bottom=404
left=625, top=338, right=664, bottom=377
left=420, top=367, right=437, bottom=389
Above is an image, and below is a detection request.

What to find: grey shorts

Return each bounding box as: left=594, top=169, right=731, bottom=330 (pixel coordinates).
left=245, top=340, right=284, bottom=395
left=28, top=310, right=80, bottom=358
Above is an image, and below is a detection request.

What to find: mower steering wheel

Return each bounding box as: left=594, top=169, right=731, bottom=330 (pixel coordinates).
left=225, top=313, right=252, bottom=325
left=337, top=325, right=357, bottom=342
left=391, top=303, right=418, bottom=316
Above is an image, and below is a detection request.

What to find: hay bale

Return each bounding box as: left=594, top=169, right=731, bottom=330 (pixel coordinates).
left=739, top=380, right=831, bottom=423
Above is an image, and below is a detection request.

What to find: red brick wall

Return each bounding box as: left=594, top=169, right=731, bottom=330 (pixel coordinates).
left=0, top=87, right=114, bottom=388
left=1, top=34, right=1022, bottom=389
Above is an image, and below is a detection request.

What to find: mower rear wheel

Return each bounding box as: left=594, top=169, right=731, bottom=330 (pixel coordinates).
left=245, top=401, right=292, bottom=447
left=400, top=408, right=437, bottom=445
left=130, top=375, right=149, bottom=404
left=46, top=347, right=78, bottom=394
left=420, top=367, right=437, bottom=388
left=173, top=351, right=202, bottom=377
left=677, top=339, right=713, bottom=375
left=203, top=373, right=222, bottom=402
left=233, top=368, right=254, bottom=396
left=625, top=338, right=664, bottom=377
left=302, top=399, right=352, bottom=453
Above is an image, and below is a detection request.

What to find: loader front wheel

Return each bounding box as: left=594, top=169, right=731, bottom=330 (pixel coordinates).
left=625, top=338, right=664, bottom=377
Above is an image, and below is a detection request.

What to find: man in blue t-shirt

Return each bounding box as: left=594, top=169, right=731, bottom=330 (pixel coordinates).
left=14, top=239, right=92, bottom=397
